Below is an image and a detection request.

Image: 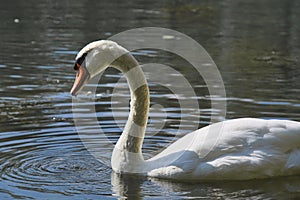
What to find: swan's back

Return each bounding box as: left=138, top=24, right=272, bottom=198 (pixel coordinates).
left=148, top=118, right=300, bottom=180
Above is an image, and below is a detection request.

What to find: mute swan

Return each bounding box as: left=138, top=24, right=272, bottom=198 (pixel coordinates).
left=71, top=40, right=300, bottom=180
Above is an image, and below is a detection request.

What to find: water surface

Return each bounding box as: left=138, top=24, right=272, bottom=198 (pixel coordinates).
left=1, top=0, right=300, bottom=199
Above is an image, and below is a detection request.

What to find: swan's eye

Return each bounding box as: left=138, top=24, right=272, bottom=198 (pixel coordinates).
left=74, top=52, right=88, bottom=71
left=74, top=63, right=80, bottom=70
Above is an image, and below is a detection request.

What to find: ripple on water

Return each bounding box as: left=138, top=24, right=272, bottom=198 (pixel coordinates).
left=0, top=98, right=112, bottom=198
left=0, top=140, right=112, bottom=197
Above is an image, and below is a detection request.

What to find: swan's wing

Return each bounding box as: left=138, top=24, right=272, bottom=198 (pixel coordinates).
left=147, top=118, right=300, bottom=180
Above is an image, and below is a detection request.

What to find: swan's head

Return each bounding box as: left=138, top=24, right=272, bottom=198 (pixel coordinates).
left=70, top=40, right=128, bottom=96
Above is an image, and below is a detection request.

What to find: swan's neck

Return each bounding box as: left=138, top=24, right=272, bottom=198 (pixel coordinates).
left=111, top=53, right=149, bottom=173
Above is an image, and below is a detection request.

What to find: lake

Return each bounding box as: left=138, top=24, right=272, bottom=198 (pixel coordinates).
left=1, top=0, right=300, bottom=199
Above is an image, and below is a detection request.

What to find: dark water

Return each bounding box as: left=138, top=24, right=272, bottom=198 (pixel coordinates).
left=1, top=0, right=300, bottom=199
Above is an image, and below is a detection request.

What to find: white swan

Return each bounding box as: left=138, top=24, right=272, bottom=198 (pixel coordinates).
left=71, top=40, right=300, bottom=180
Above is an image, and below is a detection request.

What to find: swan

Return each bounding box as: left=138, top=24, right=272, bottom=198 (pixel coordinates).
left=70, top=40, right=300, bottom=180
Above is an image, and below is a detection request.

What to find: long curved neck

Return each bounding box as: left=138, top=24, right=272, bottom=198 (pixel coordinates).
left=112, top=53, right=149, bottom=158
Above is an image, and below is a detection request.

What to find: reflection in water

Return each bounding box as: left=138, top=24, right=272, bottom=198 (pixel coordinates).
left=112, top=172, right=300, bottom=199
left=153, top=176, right=300, bottom=199
left=112, top=173, right=144, bottom=199
left=0, top=0, right=300, bottom=199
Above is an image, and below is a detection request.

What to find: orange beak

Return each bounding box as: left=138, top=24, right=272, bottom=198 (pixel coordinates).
left=70, top=64, right=90, bottom=96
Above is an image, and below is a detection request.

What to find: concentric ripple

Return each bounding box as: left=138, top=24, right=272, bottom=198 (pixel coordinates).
left=0, top=97, right=113, bottom=199
left=0, top=132, right=112, bottom=198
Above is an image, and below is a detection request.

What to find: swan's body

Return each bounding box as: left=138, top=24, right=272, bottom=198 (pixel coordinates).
left=71, top=40, right=300, bottom=180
